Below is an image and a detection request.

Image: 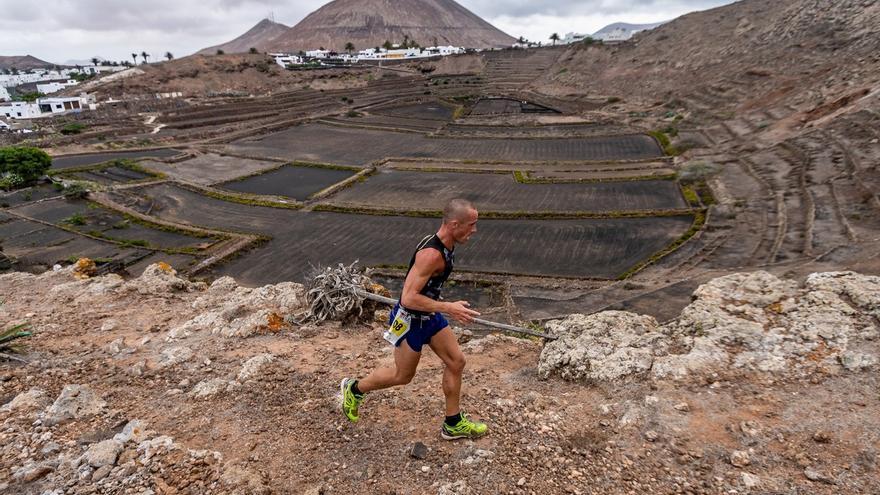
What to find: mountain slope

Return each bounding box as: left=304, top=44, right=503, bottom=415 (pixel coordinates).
left=267, top=0, right=515, bottom=52
left=0, top=55, right=57, bottom=71
left=197, top=18, right=290, bottom=55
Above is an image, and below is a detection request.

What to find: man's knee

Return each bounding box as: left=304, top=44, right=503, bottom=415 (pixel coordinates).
left=447, top=353, right=466, bottom=374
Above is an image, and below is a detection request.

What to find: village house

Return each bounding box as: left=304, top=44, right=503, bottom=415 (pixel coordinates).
left=36, top=79, right=80, bottom=94
left=0, top=95, right=88, bottom=119
left=269, top=53, right=304, bottom=68
left=0, top=86, right=10, bottom=102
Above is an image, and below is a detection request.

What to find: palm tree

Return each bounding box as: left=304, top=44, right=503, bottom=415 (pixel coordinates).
left=249, top=47, right=259, bottom=54
left=165, top=52, right=174, bottom=61
left=344, top=42, right=355, bottom=55
left=518, top=36, right=526, bottom=44
left=140, top=51, right=149, bottom=64
left=550, top=33, right=560, bottom=46
left=90, top=57, right=99, bottom=66
left=131, top=53, right=138, bottom=65
left=216, top=49, right=225, bottom=55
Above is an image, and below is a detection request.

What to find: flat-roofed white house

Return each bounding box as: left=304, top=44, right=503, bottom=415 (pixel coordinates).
left=269, top=53, right=305, bottom=67
left=305, top=49, right=330, bottom=59
left=1, top=95, right=87, bottom=119
left=0, top=86, right=10, bottom=102
left=36, top=80, right=79, bottom=94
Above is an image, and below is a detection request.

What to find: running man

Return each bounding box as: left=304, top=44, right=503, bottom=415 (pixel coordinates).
left=341, top=198, right=488, bottom=440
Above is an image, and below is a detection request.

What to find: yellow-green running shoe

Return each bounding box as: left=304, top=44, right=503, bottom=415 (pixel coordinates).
left=340, top=378, right=363, bottom=423
left=441, top=412, right=488, bottom=440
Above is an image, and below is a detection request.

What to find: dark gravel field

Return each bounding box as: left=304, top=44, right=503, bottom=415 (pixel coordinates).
left=51, top=149, right=183, bottom=169
left=220, top=165, right=356, bottom=200
left=226, top=124, right=662, bottom=166
left=327, top=170, right=686, bottom=212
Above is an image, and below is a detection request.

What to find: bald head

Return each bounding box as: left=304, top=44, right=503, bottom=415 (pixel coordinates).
left=442, top=198, right=475, bottom=224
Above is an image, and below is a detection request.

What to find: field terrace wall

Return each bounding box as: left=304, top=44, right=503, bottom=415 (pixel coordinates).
left=153, top=73, right=430, bottom=143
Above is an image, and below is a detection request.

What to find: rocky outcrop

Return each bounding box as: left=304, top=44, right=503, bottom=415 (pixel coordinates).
left=539, top=271, right=880, bottom=382
left=168, top=276, right=304, bottom=339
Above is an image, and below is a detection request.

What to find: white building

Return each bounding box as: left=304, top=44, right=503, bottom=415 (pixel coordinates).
left=305, top=49, right=330, bottom=59
left=269, top=53, right=304, bottom=67
left=0, top=101, right=42, bottom=119
left=0, top=117, right=9, bottom=131
left=424, top=46, right=464, bottom=56
left=1, top=95, right=87, bottom=119
left=562, top=32, right=591, bottom=44
left=36, top=79, right=79, bottom=94
left=0, top=86, right=10, bottom=102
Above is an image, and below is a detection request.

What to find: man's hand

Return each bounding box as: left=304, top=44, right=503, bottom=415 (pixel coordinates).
left=444, top=300, right=480, bottom=324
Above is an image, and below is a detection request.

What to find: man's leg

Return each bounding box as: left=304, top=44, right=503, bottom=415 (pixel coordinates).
left=358, top=339, right=421, bottom=392
left=342, top=339, right=421, bottom=423
left=427, top=327, right=466, bottom=416
left=429, top=327, right=487, bottom=440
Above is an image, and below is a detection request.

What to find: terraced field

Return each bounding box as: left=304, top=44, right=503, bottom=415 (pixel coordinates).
left=121, top=183, right=693, bottom=283
left=326, top=170, right=686, bottom=212
left=220, top=165, right=357, bottom=201
left=51, top=149, right=184, bottom=169
left=226, top=124, right=662, bottom=165
left=214, top=213, right=695, bottom=284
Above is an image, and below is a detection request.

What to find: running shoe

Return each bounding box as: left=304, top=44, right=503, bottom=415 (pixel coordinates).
left=340, top=378, right=363, bottom=423
left=441, top=412, right=488, bottom=440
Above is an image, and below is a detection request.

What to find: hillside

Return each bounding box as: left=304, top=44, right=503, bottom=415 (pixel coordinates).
left=267, top=0, right=515, bottom=52
left=0, top=55, right=57, bottom=71
left=538, top=0, right=880, bottom=120
left=1, top=264, right=878, bottom=493
left=197, top=19, right=291, bottom=55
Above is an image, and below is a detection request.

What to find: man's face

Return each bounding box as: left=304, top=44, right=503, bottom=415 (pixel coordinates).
left=451, top=208, right=478, bottom=244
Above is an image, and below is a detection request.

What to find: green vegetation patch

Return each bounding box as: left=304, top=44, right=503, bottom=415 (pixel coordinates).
left=0, top=146, right=52, bottom=191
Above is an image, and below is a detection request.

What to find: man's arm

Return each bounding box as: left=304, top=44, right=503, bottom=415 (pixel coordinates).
left=400, top=249, right=480, bottom=323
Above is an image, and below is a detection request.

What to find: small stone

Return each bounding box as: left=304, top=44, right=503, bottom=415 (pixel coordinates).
left=673, top=402, right=690, bottom=412
left=421, top=466, right=430, bottom=473
left=740, top=420, right=761, bottom=438
left=21, top=464, right=53, bottom=482
left=410, top=442, right=428, bottom=460
left=517, top=477, right=526, bottom=486
left=804, top=467, right=836, bottom=484
left=92, top=465, right=112, bottom=481
left=644, top=430, right=659, bottom=442
left=812, top=431, right=832, bottom=444
left=741, top=472, right=761, bottom=489
left=85, top=439, right=123, bottom=467
left=730, top=450, right=751, bottom=467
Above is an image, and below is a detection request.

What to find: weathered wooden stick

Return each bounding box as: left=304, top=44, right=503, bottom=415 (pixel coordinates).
left=358, top=290, right=557, bottom=340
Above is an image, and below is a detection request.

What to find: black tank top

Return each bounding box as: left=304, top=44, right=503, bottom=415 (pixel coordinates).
left=401, top=233, right=454, bottom=314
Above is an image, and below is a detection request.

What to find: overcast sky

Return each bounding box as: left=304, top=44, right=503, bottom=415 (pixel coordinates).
left=0, top=0, right=735, bottom=64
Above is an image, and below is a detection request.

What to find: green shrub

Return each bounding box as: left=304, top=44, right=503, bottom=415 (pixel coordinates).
left=0, top=146, right=51, bottom=189
left=61, top=183, right=89, bottom=199
left=63, top=212, right=86, bottom=225
left=60, top=123, right=87, bottom=135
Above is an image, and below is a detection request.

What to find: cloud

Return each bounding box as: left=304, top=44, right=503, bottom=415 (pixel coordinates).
left=0, top=0, right=735, bottom=63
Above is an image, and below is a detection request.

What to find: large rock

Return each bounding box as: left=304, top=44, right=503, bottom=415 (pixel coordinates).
left=169, top=277, right=304, bottom=339
left=125, top=262, right=203, bottom=295
left=539, top=271, right=879, bottom=383
left=538, top=311, right=666, bottom=382
left=45, top=385, right=106, bottom=424
left=85, top=439, right=123, bottom=467
left=0, top=388, right=51, bottom=412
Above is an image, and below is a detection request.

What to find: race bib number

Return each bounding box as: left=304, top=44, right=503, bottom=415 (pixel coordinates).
left=383, top=309, right=412, bottom=345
